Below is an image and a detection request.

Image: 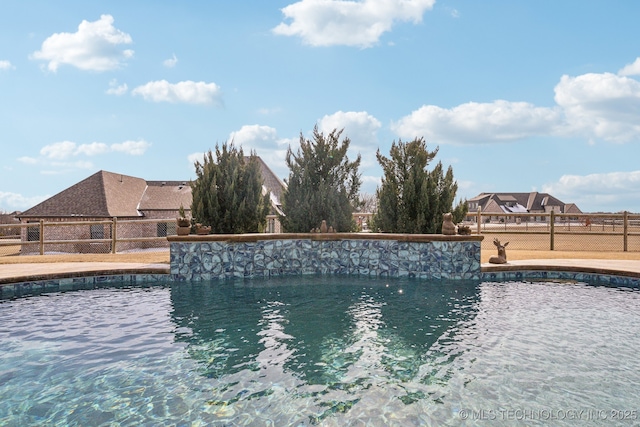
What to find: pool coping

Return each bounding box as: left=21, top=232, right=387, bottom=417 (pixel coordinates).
left=2, top=259, right=640, bottom=286
left=481, top=259, right=640, bottom=279
left=0, top=262, right=170, bottom=286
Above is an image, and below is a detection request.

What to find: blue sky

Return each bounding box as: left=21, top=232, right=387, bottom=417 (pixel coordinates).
left=2, top=0, right=640, bottom=214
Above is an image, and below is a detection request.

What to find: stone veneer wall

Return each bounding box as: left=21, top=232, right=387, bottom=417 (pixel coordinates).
left=4, top=269, right=640, bottom=300
left=0, top=273, right=168, bottom=299
left=482, top=270, right=640, bottom=287
left=168, top=233, right=484, bottom=281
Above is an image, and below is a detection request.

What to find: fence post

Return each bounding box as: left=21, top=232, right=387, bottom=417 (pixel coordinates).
left=477, top=207, right=481, bottom=235
left=623, top=211, right=628, bottom=252
left=39, top=219, right=44, bottom=255
left=550, top=211, right=555, bottom=251
left=112, top=217, right=117, bottom=254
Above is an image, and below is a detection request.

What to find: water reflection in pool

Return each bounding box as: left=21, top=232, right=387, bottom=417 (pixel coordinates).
left=169, top=277, right=480, bottom=424
left=1, top=276, right=639, bottom=425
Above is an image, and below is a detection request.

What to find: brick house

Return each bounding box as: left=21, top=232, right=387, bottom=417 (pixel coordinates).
left=253, top=156, right=286, bottom=233
left=467, top=192, right=582, bottom=223
left=16, top=159, right=286, bottom=253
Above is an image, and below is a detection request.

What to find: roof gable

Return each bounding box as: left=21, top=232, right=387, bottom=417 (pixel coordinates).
left=564, top=203, right=583, bottom=214
left=250, top=156, right=287, bottom=204
left=102, top=171, right=148, bottom=216
left=482, top=198, right=504, bottom=213
left=20, top=171, right=146, bottom=218
left=138, top=181, right=192, bottom=211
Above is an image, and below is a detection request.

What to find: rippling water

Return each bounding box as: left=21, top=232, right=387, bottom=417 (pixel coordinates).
left=1, top=277, right=639, bottom=426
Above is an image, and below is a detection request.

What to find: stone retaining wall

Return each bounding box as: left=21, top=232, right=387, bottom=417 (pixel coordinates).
left=168, top=233, right=484, bottom=281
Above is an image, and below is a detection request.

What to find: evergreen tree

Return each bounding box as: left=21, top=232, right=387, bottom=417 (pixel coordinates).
left=190, top=142, right=270, bottom=233
left=281, top=126, right=362, bottom=232
left=372, top=137, right=467, bottom=233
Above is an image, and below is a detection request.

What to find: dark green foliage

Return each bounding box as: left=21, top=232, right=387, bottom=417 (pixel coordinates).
left=280, top=126, right=362, bottom=232
left=190, top=142, right=270, bottom=234
left=371, top=137, right=467, bottom=233
left=452, top=198, right=469, bottom=224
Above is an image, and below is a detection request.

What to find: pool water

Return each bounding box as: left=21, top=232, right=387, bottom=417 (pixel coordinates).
left=1, top=276, right=639, bottom=426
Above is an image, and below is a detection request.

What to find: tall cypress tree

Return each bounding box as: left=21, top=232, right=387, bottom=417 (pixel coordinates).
left=372, top=137, right=467, bottom=233
left=280, top=126, right=362, bottom=232
left=190, top=142, right=270, bottom=234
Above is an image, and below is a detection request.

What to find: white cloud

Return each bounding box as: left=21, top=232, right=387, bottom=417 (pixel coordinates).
left=187, top=125, right=289, bottom=179
left=230, top=125, right=279, bottom=147
left=33, top=139, right=151, bottom=168
left=391, top=58, right=640, bottom=146
left=0, top=60, right=15, bottom=70
left=361, top=174, right=381, bottom=186
left=74, top=142, right=110, bottom=156
left=392, top=100, right=562, bottom=144
left=318, top=110, right=381, bottom=143
left=17, top=156, right=38, bottom=165
left=273, top=0, right=436, bottom=48
left=31, top=14, right=134, bottom=72
left=212, top=120, right=383, bottom=186
left=542, top=170, right=640, bottom=212
left=14, top=139, right=136, bottom=181
left=275, top=136, right=300, bottom=155
left=110, top=139, right=151, bottom=155
left=318, top=110, right=382, bottom=167
left=0, top=191, right=49, bottom=212
left=132, top=80, right=222, bottom=105
left=618, top=57, right=640, bottom=76
left=554, top=72, right=640, bottom=143
left=106, top=79, right=128, bottom=96
left=227, top=125, right=289, bottom=178
left=456, top=179, right=475, bottom=192
left=163, top=53, right=178, bottom=68
left=40, top=141, right=77, bottom=159
left=188, top=152, right=205, bottom=166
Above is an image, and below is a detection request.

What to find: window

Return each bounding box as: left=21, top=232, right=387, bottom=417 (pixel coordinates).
left=27, top=222, right=40, bottom=241
left=157, top=222, right=176, bottom=237
left=90, top=224, right=104, bottom=240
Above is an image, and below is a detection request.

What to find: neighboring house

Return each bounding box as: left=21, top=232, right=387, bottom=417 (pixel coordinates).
left=252, top=156, right=286, bottom=233
left=467, top=192, right=582, bottom=223
left=16, top=159, right=287, bottom=253
left=16, top=171, right=190, bottom=253
left=0, top=211, right=21, bottom=237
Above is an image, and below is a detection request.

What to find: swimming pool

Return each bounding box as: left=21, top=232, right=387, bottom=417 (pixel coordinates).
left=1, top=276, right=639, bottom=426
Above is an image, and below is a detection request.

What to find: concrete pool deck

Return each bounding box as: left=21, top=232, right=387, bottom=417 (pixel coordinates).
left=2, top=259, right=640, bottom=285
